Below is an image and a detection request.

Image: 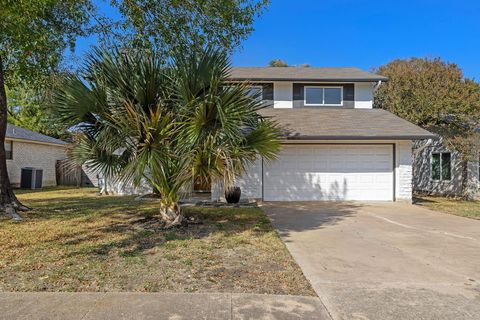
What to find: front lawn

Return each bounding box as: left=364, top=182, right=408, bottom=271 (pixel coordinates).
left=415, top=195, right=480, bottom=220
left=0, top=188, right=314, bottom=295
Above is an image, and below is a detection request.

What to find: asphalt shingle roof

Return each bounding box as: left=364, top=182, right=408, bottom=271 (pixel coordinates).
left=258, top=108, right=436, bottom=140
left=6, top=124, right=68, bottom=146
left=229, top=67, right=388, bottom=82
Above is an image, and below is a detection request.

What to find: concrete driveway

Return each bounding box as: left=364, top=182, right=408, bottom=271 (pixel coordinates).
left=262, top=202, right=480, bottom=320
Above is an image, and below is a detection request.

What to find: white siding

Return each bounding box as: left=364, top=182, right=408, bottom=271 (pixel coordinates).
left=273, top=82, right=293, bottom=108
left=7, top=140, right=67, bottom=187
left=235, top=158, right=262, bottom=199
left=354, top=82, right=374, bottom=109
left=395, top=141, right=413, bottom=202
left=104, top=178, right=151, bottom=196
left=211, top=158, right=263, bottom=201
left=211, top=182, right=223, bottom=201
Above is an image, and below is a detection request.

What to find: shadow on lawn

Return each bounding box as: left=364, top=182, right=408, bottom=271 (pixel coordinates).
left=66, top=206, right=270, bottom=259
left=16, top=188, right=357, bottom=261
left=17, top=194, right=156, bottom=221
left=16, top=188, right=271, bottom=259
left=412, top=196, right=437, bottom=205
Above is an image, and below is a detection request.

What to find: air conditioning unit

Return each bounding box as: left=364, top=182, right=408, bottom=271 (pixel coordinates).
left=20, top=167, right=43, bottom=189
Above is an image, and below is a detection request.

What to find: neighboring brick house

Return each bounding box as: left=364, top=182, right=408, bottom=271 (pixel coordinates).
left=6, top=124, right=68, bottom=187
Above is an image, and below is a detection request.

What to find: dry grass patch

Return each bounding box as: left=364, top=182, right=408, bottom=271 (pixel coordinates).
left=0, top=187, right=314, bottom=295
left=415, top=195, right=480, bottom=220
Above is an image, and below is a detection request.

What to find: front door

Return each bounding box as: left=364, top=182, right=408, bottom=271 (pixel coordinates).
left=193, top=176, right=211, bottom=192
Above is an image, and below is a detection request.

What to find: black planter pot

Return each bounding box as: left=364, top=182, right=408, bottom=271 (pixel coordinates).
left=225, top=187, right=241, bottom=204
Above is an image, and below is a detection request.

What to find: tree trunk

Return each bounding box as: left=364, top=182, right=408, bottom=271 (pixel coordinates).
left=158, top=200, right=183, bottom=228
left=0, top=55, right=29, bottom=220
left=460, top=159, right=473, bottom=200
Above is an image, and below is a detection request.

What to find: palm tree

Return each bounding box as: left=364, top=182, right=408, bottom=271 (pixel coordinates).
left=53, top=47, right=280, bottom=227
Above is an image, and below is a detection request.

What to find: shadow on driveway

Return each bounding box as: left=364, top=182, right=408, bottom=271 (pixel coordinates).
left=261, top=201, right=362, bottom=240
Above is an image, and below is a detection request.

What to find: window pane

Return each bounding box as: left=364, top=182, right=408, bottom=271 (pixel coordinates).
left=441, top=153, right=451, bottom=180
left=4, top=141, right=12, bottom=160
left=245, top=86, right=263, bottom=102
left=324, top=88, right=342, bottom=105
left=431, top=153, right=440, bottom=180
left=305, top=88, right=323, bottom=105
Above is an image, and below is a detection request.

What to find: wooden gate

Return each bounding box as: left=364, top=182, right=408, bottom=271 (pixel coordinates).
left=56, top=160, right=95, bottom=187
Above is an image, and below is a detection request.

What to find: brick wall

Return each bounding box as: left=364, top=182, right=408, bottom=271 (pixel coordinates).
left=396, top=141, right=413, bottom=202
left=6, top=140, right=68, bottom=187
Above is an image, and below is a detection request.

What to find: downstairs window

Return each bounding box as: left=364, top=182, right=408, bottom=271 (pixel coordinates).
left=5, top=141, right=12, bottom=160
left=431, top=152, right=451, bottom=181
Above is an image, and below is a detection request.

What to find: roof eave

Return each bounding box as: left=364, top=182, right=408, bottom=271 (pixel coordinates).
left=227, top=77, right=388, bottom=82
left=6, top=137, right=69, bottom=147
left=281, top=135, right=437, bottom=141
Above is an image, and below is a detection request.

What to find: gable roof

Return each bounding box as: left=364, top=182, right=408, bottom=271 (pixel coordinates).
left=6, top=124, right=68, bottom=146
left=229, top=67, right=388, bottom=82
left=259, top=108, right=435, bottom=140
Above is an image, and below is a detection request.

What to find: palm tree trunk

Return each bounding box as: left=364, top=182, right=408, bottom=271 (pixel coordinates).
left=0, top=55, right=29, bottom=220
left=159, top=200, right=183, bottom=228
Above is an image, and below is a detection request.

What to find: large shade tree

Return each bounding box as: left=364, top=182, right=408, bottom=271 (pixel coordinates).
left=110, top=0, right=269, bottom=54
left=53, top=47, right=280, bottom=227
left=0, top=0, right=94, bottom=218
left=374, top=58, right=480, bottom=197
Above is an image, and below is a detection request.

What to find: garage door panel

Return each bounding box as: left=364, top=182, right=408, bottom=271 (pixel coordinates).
left=263, top=145, right=394, bottom=201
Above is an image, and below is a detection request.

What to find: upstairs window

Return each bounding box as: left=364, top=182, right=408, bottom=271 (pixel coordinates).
left=304, top=86, right=343, bottom=106
left=245, top=86, right=263, bottom=102
left=5, top=141, right=12, bottom=160
left=431, top=152, right=451, bottom=181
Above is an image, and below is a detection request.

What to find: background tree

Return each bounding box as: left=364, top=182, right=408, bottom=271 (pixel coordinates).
left=6, top=84, right=68, bottom=139
left=110, top=0, right=270, bottom=54
left=3, top=0, right=271, bottom=140
left=268, top=59, right=288, bottom=67
left=53, top=47, right=280, bottom=227
left=0, top=0, right=94, bottom=217
left=374, top=57, right=480, bottom=197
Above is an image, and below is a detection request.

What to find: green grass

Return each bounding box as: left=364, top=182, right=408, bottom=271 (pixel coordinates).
left=0, top=187, right=315, bottom=295
left=415, top=195, right=480, bottom=220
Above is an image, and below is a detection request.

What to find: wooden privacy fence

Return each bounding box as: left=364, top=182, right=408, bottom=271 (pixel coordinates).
left=56, top=159, right=95, bottom=187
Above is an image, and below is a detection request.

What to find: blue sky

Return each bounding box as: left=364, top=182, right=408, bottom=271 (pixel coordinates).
left=76, top=0, right=480, bottom=79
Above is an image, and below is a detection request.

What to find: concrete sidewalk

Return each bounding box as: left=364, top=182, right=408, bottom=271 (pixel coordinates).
left=0, top=292, right=331, bottom=320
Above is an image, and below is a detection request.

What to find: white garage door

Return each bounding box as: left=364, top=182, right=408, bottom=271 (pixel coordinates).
left=263, top=144, right=394, bottom=201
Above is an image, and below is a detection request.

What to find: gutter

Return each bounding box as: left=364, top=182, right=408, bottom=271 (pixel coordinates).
left=5, top=137, right=70, bottom=148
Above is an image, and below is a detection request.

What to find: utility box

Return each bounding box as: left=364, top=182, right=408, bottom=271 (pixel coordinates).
left=20, top=167, right=43, bottom=189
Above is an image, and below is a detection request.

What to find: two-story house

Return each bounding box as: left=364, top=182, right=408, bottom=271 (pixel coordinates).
left=212, top=67, right=435, bottom=202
